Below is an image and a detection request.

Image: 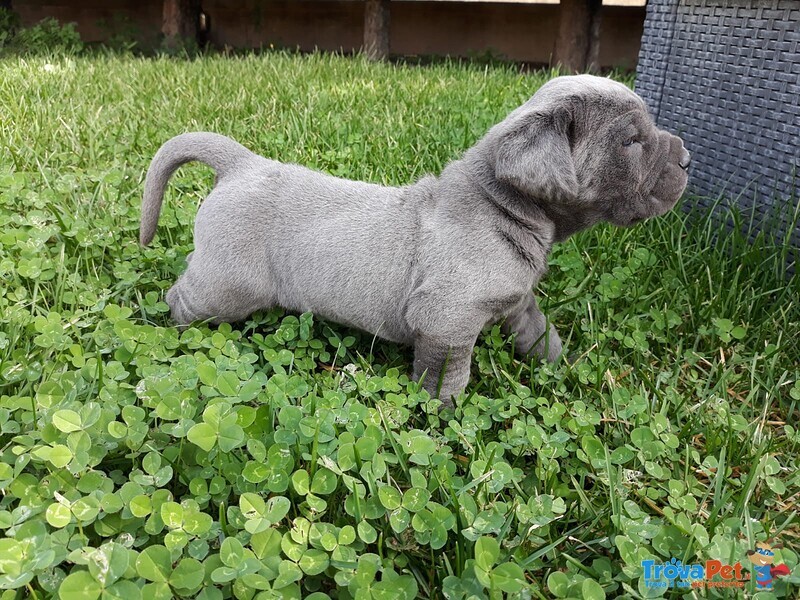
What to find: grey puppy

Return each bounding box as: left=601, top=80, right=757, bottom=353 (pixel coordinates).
left=140, top=75, right=690, bottom=406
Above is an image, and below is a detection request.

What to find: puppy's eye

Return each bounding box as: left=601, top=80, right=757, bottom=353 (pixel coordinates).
left=622, top=137, right=637, bottom=147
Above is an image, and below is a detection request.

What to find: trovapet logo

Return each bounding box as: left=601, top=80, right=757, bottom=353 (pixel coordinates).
left=641, top=538, right=792, bottom=591
left=641, top=558, right=748, bottom=589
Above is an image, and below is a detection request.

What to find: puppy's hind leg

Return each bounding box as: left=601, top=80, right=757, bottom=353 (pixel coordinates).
left=166, top=257, right=271, bottom=326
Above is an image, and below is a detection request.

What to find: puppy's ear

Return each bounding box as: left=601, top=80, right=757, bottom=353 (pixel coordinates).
left=494, top=107, right=578, bottom=201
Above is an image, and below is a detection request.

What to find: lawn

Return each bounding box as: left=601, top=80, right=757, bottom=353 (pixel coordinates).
left=0, top=52, right=798, bottom=600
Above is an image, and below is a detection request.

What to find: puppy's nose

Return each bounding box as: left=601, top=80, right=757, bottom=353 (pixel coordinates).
left=679, top=148, right=691, bottom=170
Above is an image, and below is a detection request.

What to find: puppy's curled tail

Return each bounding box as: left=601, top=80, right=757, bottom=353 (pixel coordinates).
left=140, top=132, right=253, bottom=246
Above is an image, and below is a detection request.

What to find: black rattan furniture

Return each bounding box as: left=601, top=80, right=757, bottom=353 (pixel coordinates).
left=636, top=0, right=799, bottom=245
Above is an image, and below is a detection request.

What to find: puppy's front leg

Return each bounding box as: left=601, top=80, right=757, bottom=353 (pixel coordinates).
left=413, top=332, right=478, bottom=408
left=502, top=292, right=562, bottom=362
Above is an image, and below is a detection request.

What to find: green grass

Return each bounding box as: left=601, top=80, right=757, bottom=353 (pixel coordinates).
left=0, top=52, right=798, bottom=600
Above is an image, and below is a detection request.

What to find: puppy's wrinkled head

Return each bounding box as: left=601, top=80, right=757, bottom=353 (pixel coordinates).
left=485, top=74, right=690, bottom=239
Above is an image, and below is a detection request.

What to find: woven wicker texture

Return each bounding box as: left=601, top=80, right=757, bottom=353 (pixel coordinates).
left=636, top=0, right=799, bottom=245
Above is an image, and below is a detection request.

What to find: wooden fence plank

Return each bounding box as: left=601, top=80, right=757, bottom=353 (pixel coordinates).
left=364, top=0, right=390, bottom=60
left=162, top=0, right=200, bottom=48
left=554, top=0, right=602, bottom=72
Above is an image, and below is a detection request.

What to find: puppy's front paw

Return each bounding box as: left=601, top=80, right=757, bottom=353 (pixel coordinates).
left=437, top=395, right=456, bottom=410
left=519, top=322, right=562, bottom=363
left=420, top=378, right=459, bottom=410
left=543, top=323, right=563, bottom=362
